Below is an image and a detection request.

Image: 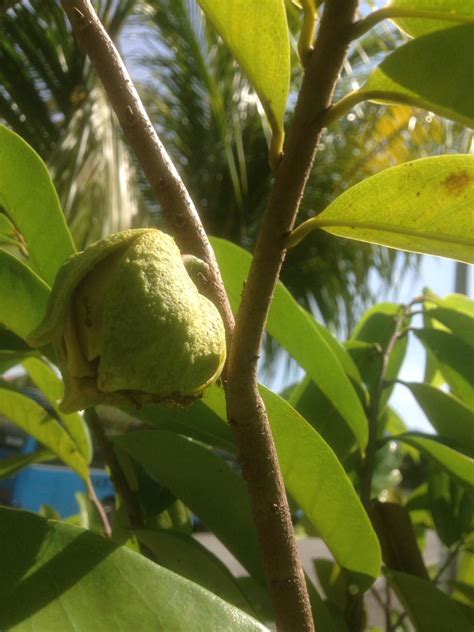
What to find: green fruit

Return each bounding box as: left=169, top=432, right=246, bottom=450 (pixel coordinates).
left=28, top=229, right=226, bottom=413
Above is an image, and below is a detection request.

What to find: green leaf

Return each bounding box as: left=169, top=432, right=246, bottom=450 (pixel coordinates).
left=403, top=382, right=474, bottom=456
left=390, top=0, right=474, bottom=38
left=0, top=328, right=37, bottom=372
left=0, top=351, right=34, bottom=375
left=289, top=374, right=357, bottom=459
left=0, top=450, right=53, bottom=480
left=371, top=501, right=429, bottom=579
left=425, top=303, right=474, bottom=348
left=422, top=291, right=446, bottom=386
left=453, top=550, right=474, bottom=606
left=437, top=293, right=474, bottom=317
left=129, top=398, right=234, bottom=453
left=0, top=507, right=267, bottom=631
left=202, top=385, right=381, bottom=589
left=428, top=467, right=473, bottom=546
left=22, top=357, right=92, bottom=463
left=413, top=328, right=474, bottom=406
left=114, top=430, right=266, bottom=584
left=195, top=0, right=290, bottom=158
left=392, top=433, right=474, bottom=487
left=0, top=388, right=89, bottom=480
left=0, top=249, right=50, bottom=339
left=135, top=529, right=256, bottom=615
left=289, top=155, right=474, bottom=263
left=364, top=25, right=474, bottom=128
left=212, top=237, right=368, bottom=450
left=0, top=125, right=75, bottom=285
left=348, top=302, right=408, bottom=410
left=386, top=569, right=472, bottom=632
left=314, top=559, right=347, bottom=608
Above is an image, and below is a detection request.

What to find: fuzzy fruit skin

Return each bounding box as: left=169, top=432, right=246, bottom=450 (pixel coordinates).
left=27, top=229, right=226, bottom=413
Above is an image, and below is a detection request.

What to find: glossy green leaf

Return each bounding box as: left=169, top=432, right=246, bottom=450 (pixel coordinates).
left=0, top=351, right=34, bottom=375
left=437, top=293, right=474, bottom=317
left=390, top=0, right=474, bottom=37
left=0, top=329, right=36, bottom=372
left=129, top=398, right=234, bottom=453
left=115, top=430, right=265, bottom=583
left=289, top=374, right=357, bottom=459
left=0, top=388, right=89, bottom=480
left=393, top=433, right=474, bottom=486
left=386, top=569, right=472, bottom=632
left=22, top=357, right=92, bottom=463
left=372, top=501, right=429, bottom=579
left=135, top=529, right=256, bottom=615
left=314, top=559, right=347, bottom=608
left=422, top=290, right=446, bottom=386
left=0, top=125, right=75, bottom=285
left=0, top=249, right=50, bottom=339
left=196, top=0, right=290, bottom=157
left=413, top=328, right=474, bottom=406
left=289, top=156, right=474, bottom=263
left=0, top=450, right=53, bottom=480
left=0, top=507, right=267, bottom=631
left=261, top=385, right=380, bottom=588
left=403, top=382, right=474, bottom=456
left=202, top=385, right=381, bottom=589
left=364, top=25, right=474, bottom=128
left=453, top=550, right=474, bottom=606
left=212, top=237, right=368, bottom=450
left=427, top=467, right=473, bottom=547
left=426, top=304, right=474, bottom=348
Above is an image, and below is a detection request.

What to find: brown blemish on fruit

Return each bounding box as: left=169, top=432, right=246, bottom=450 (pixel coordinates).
left=443, top=171, right=472, bottom=197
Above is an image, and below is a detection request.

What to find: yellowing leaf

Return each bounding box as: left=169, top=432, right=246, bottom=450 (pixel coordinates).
left=288, top=155, right=474, bottom=263
left=196, top=0, right=290, bottom=157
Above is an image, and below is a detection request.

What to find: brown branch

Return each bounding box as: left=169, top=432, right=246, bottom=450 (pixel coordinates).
left=59, top=0, right=234, bottom=342
left=226, top=2, right=359, bottom=630
left=86, top=477, right=112, bottom=537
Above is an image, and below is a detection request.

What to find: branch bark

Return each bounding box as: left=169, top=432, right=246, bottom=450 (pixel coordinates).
left=226, top=1, right=359, bottom=630
left=59, top=0, right=234, bottom=341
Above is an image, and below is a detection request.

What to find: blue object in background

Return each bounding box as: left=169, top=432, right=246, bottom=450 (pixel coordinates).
left=0, top=417, right=115, bottom=518
left=9, top=462, right=115, bottom=517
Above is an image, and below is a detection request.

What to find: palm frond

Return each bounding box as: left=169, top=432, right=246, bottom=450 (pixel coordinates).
left=0, top=0, right=146, bottom=249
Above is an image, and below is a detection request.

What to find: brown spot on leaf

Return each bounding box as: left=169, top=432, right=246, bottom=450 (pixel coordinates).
left=443, top=171, right=472, bottom=197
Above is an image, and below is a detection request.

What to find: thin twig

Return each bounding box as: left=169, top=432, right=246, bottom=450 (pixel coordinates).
left=370, top=585, right=386, bottom=613
left=298, top=0, right=318, bottom=65
left=433, top=539, right=464, bottom=584
left=360, top=305, right=409, bottom=510
left=385, top=579, right=392, bottom=632
left=85, top=408, right=144, bottom=530
left=86, top=477, right=112, bottom=537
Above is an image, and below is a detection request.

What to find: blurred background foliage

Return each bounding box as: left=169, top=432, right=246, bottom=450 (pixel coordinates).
left=0, top=0, right=471, bottom=341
